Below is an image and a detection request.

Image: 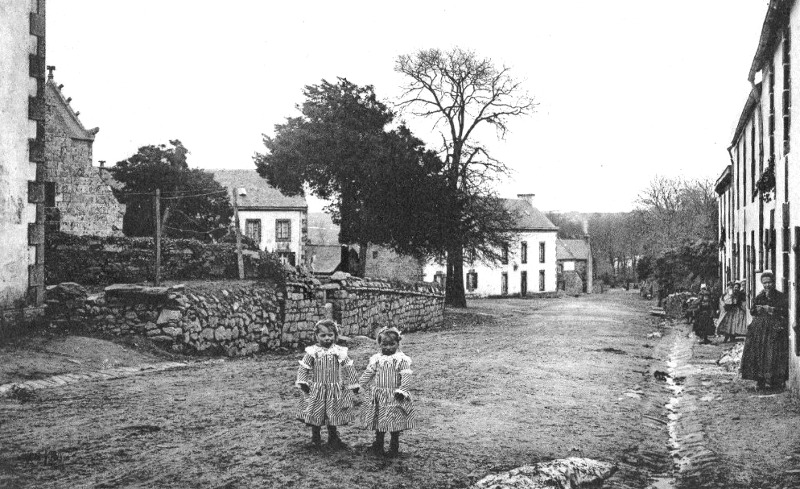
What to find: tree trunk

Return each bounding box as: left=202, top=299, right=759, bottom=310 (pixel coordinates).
left=445, top=243, right=467, bottom=307
left=357, top=241, right=368, bottom=278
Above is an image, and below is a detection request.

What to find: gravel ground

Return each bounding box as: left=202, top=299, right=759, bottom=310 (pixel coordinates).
left=676, top=333, right=800, bottom=489
left=0, top=290, right=673, bottom=488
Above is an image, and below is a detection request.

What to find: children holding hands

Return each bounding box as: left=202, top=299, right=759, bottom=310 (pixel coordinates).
left=295, top=321, right=417, bottom=457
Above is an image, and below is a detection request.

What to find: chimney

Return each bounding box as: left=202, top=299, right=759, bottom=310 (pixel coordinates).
left=582, top=219, right=589, bottom=236
left=517, top=193, right=535, bottom=207
left=99, top=160, right=106, bottom=169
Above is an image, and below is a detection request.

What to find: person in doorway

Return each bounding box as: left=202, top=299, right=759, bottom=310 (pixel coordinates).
left=693, top=284, right=718, bottom=344
left=717, top=281, right=747, bottom=342
left=741, top=271, right=789, bottom=391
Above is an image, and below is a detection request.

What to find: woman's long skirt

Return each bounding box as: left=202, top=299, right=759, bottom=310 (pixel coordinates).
left=741, top=315, right=789, bottom=385
left=718, top=306, right=748, bottom=336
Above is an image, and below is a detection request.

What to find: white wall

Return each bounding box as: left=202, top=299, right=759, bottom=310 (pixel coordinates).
left=237, top=209, right=305, bottom=261
left=0, top=1, right=39, bottom=309
left=424, top=230, right=558, bottom=296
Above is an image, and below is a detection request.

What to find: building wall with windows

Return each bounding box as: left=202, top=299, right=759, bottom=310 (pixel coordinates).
left=0, top=0, right=47, bottom=334
left=211, top=170, right=307, bottom=265
left=718, top=0, right=800, bottom=396
left=423, top=195, right=558, bottom=297
left=237, top=209, right=306, bottom=264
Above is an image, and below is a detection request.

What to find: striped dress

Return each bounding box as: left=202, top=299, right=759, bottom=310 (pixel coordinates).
left=358, top=351, right=417, bottom=433
left=296, top=344, right=359, bottom=427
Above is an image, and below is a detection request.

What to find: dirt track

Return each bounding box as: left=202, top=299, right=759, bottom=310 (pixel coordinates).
left=0, top=290, right=673, bottom=488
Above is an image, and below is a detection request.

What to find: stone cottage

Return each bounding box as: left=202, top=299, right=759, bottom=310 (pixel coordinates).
left=212, top=169, right=307, bottom=266
left=556, top=238, right=592, bottom=294
left=0, top=0, right=47, bottom=334
left=43, top=69, right=125, bottom=236
left=424, top=194, right=559, bottom=297
left=305, top=211, right=425, bottom=281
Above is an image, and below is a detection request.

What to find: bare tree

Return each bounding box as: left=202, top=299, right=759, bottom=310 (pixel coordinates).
left=395, top=48, right=536, bottom=306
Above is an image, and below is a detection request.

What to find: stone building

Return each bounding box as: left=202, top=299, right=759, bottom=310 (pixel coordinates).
left=424, top=194, right=559, bottom=297
left=0, top=0, right=47, bottom=333
left=716, top=0, right=800, bottom=396
left=43, top=70, right=125, bottom=236
left=212, top=170, right=307, bottom=265
left=305, top=211, right=425, bottom=281
left=556, top=238, right=592, bottom=294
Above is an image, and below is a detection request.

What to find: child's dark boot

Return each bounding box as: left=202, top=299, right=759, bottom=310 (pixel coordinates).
left=327, top=426, right=347, bottom=449
left=311, top=426, right=322, bottom=446
left=370, top=431, right=385, bottom=456
left=388, top=431, right=400, bottom=457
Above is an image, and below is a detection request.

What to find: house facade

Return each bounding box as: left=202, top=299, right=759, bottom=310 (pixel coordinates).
left=212, top=170, right=307, bottom=266
left=0, top=0, right=47, bottom=334
left=44, top=71, right=125, bottom=236
left=424, top=194, right=558, bottom=297
left=717, top=0, right=800, bottom=396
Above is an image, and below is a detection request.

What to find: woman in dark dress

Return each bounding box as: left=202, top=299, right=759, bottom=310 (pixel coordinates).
left=740, top=271, right=789, bottom=390
left=693, top=284, right=717, bottom=344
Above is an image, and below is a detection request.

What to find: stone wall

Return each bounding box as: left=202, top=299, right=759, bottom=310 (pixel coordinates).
left=44, top=77, right=125, bottom=236
left=45, top=232, right=265, bottom=285
left=45, top=273, right=444, bottom=356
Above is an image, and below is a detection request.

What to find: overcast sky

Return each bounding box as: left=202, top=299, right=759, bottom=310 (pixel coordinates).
left=48, top=1, right=768, bottom=213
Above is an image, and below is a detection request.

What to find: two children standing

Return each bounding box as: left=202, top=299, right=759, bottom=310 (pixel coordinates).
left=295, top=319, right=417, bottom=456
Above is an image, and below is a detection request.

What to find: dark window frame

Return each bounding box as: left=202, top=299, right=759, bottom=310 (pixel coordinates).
left=275, top=219, right=291, bottom=242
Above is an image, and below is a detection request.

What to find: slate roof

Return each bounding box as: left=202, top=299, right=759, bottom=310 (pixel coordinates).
left=557, top=239, right=591, bottom=261
left=307, top=244, right=341, bottom=274
left=502, top=198, right=558, bottom=231
left=210, top=170, right=307, bottom=209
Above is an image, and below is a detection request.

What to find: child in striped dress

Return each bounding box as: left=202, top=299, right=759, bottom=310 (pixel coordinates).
left=296, top=319, right=359, bottom=448
left=357, top=326, right=417, bottom=456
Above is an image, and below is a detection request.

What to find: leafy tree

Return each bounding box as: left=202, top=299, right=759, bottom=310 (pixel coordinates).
left=111, top=140, right=232, bottom=240
left=254, top=78, right=454, bottom=275
left=396, top=48, right=536, bottom=306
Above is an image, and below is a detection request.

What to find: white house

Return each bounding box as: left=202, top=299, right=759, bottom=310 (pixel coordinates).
left=212, top=170, right=307, bottom=266
left=424, top=194, right=558, bottom=297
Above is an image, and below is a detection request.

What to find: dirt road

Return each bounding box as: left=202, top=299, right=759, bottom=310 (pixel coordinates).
left=0, top=290, right=673, bottom=488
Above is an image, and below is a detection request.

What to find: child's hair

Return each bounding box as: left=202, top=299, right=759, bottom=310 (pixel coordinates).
left=376, top=326, right=402, bottom=344
left=314, top=319, right=339, bottom=340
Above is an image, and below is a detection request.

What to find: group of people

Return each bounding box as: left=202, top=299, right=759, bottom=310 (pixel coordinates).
left=295, top=319, right=416, bottom=456
left=691, top=271, right=789, bottom=391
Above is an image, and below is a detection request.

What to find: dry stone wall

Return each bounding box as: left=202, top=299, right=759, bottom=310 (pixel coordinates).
left=45, top=232, right=263, bottom=285
left=46, top=273, right=444, bottom=356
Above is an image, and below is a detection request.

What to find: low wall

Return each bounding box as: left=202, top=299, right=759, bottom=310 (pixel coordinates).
left=45, top=232, right=264, bottom=285
left=46, top=273, right=444, bottom=356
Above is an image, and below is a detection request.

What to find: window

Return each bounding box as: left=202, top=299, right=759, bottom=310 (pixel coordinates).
left=466, top=271, right=478, bottom=291
left=539, top=242, right=545, bottom=263
left=769, top=60, right=776, bottom=164
left=783, top=26, right=791, bottom=156
left=539, top=270, right=545, bottom=292
left=501, top=243, right=509, bottom=265
left=520, top=271, right=527, bottom=297
left=743, top=137, right=747, bottom=207
left=245, top=219, right=261, bottom=245
left=276, top=219, right=291, bottom=241
left=372, top=250, right=379, bottom=259
left=520, top=241, right=528, bottom=264
left=501, top=272, right=508, bottom=295
left=751, top=121, right=757, bottom=199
